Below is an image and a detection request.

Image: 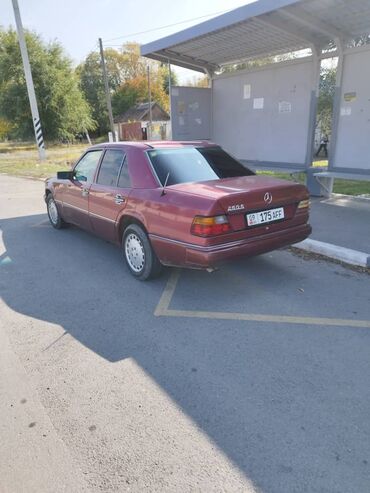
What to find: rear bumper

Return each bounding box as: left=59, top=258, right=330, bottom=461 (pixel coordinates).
left=150, top=223, right=312, bottom=269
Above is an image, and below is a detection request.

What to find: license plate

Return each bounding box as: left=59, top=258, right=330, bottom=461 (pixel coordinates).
left=246, top=207, right=284, bottom=226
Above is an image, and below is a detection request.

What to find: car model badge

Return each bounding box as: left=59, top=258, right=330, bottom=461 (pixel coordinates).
left=227, top=204, right=245, bottom=213
left=264, top=192, right=272, bottom=205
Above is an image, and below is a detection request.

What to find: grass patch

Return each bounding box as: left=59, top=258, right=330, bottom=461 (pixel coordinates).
left=1, top=143, right=369, bottom=196
left=0, top=142, right=87, bottom=179
left=332, top=179, right=370, bottom=196
left=257, top=170, right=306, bottom=184
left=256, top=169, right=370, bottom=196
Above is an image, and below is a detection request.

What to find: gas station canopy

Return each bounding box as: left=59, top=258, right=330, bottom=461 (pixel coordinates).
left=141, top=0, right=370, bottom=73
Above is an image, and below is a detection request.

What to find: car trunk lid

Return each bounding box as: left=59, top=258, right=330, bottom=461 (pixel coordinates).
left=171, top=175, right=308, bottom=231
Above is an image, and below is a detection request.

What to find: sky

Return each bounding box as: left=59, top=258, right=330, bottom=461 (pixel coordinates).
left=1, top=0, right=253, bottom=82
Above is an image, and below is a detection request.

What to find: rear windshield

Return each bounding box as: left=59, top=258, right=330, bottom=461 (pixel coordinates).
left=147, top=146, right=254, bottom=186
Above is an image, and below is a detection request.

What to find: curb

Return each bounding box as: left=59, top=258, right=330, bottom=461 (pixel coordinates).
left=326, top=193, right=370, bottom=203
left=294, top=238, right=370, bottom=269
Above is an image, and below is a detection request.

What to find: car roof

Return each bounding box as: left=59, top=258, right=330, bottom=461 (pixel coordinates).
left=88, top=140, right=217, bottom=151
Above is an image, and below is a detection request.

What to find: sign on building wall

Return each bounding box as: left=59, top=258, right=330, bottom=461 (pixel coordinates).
left=331, top=46, right=370, bottom=174
left=170, top=86, right=212, bottom=141
left=212, top=58, right=314, bottom=167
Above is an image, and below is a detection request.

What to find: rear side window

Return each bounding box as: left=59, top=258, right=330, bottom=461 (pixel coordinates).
left=97, top=149, right=125, bottom=187
left=118, top=158, right=131, bottom=188
left=198, top=147, right=255, bottom=179
left=147, top=146, right=254, bottom=186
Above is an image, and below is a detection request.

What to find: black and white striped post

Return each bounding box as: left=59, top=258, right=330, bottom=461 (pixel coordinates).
left=33, top=117, right=45, bottom=155
left=12, top=0, right=46, bottom=160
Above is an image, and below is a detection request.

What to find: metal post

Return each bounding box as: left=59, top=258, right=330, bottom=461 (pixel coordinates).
left=329, top=38, right=345, bottom=169
left=205, top=69, right=213, bottom=141
left=99, top=38, right=115, bottom=140
left=147, top=65, right=152, bottom=140
left=85, top=129, right=91, bottom=145
left=305, top=44, right=322, bottom=168
left=168, top=60, right=172, bottom=140
left=12, top=0, right=46, bottom=160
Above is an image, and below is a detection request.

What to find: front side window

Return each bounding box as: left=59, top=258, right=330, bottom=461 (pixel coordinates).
left=74, top=150, right=103, bottom=183
left=97, top=150, right=125, bottom=187
left=147, top=147, right=254, bottom=186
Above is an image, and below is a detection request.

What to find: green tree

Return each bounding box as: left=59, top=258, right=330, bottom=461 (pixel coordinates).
left=315, top=36, right=370, bottom=135
left=112, top=72, right=169, bottom=118
left=184, top=75, right=209, bottom=87
left=78, top=42, right=174, bottom=131
left=220, top=55, right=278, bottom=74
left=0, top=118, right=13, bottom=140
left=111, top=76, right=143, bottom=117
left=0, top=28, right=95, bottom=141
left=159, top=64, right=179, bottom=94
left=77, top=51, right=110, bottom=135
left=77, top=43, right=149, bottom=134
left=317, top=67, right=336, bottom=136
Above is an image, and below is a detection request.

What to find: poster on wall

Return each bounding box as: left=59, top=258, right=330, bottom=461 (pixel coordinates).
left=340, top=107, right=352, bottom=116
left=343, top=92, right=356, bottom=102
left=243, top=84, right=251, bottom=99
left=170, top=86, right=211, bottom=140
left=177, top=101, right=186, bottom=114
left=253, top=97, right=264, bottom=109
left=189, top=102, right=199, bottom=111
left=279, top=101, right=292, bottom=113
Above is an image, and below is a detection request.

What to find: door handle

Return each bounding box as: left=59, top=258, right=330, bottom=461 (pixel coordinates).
left=82, top=188, right=89, bottom=196
left=115, top=194, right=125, bottom=204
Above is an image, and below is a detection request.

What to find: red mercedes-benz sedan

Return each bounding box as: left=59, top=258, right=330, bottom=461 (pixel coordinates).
left=45, top=141, right=311, bottom=280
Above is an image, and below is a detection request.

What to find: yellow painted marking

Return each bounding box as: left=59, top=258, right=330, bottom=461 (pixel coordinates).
left=154, top=269, right=370, bottom=329
left=161, top=309, right=370, bottom=328
left=154, top=269, right=181, bottom=316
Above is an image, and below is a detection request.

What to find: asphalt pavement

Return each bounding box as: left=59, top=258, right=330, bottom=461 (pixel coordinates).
left=310, top=195, right=370, bottom=253
left=1, top=174, right=370, bottom=493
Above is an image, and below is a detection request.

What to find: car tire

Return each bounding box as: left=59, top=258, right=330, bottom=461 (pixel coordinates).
left=123, top=224, right=162, bottom=281
left=46, top=194, right=66, bottom=229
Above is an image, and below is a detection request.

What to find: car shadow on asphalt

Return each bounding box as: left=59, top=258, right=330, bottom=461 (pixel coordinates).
left=1, top=213, right=370, bottom=493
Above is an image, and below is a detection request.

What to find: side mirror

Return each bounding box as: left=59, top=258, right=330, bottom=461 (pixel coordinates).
left=57, top=170, right=74, bottom=180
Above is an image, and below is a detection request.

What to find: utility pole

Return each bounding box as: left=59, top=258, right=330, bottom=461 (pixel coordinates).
left=147, top=65, right=152, bottom=140
left=168, top=60, right=172, bottom=140
left=12, top=0, right=46, bottom=160
left=98, top=37, right=115, bottom=139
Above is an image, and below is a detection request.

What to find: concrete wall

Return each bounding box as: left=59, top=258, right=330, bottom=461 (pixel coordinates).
left=331, top=45, right=370, bottom=174
left=212, top=58, right=314, bottom=167
left=170, top=86, right=212, bottom=140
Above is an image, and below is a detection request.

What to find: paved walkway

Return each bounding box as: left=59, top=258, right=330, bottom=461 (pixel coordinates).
left=309, top=195, right=370, bottom=253
left=1, top=174, right=370, bottom=493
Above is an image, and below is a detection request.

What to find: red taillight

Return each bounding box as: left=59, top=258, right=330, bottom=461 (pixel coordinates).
left=191, top=215, right=231, bottom=237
